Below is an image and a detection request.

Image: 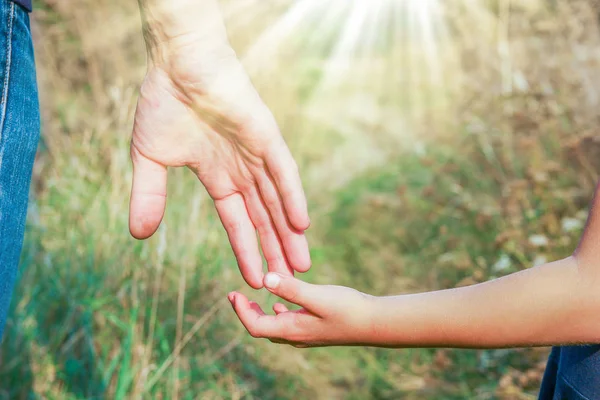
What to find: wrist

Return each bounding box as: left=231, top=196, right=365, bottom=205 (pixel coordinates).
left=352, top=293, right=381, bottom=345
left=138, top=0, right=230, bottom=66
left=364, top=295, right=414, bottom=347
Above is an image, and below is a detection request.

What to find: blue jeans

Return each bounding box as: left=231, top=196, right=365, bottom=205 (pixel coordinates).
left=0, top=0, right=39, bottom=339
left=539, top=345, right=600, bottom=400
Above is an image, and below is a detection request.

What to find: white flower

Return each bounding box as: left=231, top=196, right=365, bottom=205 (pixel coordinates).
left=561, top=217, right=584, bottom=233
left=528, top=234, right=549, bottom=247
left=492, top=254, right=512, bottom=272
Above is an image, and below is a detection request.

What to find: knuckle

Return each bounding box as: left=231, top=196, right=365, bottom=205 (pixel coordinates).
left=223, top=219, right=243, bottom=234
left=253, top=215, right=271, bottom=234
left=279, top=181, right=295, bottom=198
left=263, top=194, right=280, bottom=210
left=236, top=174, right=256, bottom=193
left=277, top=227, right=294, bottom=242
left=264, top=251, right=285, bottom=265
left=285, top=287, right=300, bottom=304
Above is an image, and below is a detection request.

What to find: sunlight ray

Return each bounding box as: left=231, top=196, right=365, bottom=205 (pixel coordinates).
left=242, top=0, right=322, bottom=71
left=228, top=0, right=456, bottom=159
left=317, top=0, right=372, bottom=88
left=302, top=1, right=349, bottom=52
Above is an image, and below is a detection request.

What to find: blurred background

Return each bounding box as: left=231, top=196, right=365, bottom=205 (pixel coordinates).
left=1, top=0, right=600, bottom=398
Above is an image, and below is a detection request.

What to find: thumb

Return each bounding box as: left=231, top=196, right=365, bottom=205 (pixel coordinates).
left=129, top=145, right=167, bottom=239
left=263, top=273, right=322, bottom=310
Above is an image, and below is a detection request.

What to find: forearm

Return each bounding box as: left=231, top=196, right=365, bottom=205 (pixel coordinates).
left=137, top=0, right=230, bottom=64
left=370, top=256, right=600, bottom=348
left=576, top=182, right=600, bottom=273
left=228, top=182, right=600, bottom=349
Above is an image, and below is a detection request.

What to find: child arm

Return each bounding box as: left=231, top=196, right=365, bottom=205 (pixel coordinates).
left=230, top=183, right=600, bottom=348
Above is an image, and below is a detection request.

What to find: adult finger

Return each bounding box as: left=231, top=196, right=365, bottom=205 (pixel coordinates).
left=256, top=173, right=311, bottom=272
left=265, top=139, right=310, bottom=231
left=244, top=186, right=293, bottom=276
left=215, top=194, right=264, bottom=289
left=129, top=145, right=168, bottom=239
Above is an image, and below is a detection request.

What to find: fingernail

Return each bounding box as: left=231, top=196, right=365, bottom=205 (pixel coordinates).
left=227, top=292, right=235, bottom=303
left=264, top=273, right=281, bottom=289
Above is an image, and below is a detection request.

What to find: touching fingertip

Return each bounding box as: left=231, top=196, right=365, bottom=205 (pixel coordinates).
left=244, top=274, right=264, bottom=290
left=251, top=281, right=264, bottom=290
left=264, top=273, right=281, bottom=290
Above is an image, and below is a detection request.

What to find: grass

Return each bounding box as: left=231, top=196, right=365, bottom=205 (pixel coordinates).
left=1, top=0, right=599, bottom=399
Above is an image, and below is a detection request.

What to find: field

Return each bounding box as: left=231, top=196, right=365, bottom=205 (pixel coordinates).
left=1, top=0, right=600, bottom=399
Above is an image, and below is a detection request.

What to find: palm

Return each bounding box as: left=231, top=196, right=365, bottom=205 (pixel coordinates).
left=129, top=60, right=311, bottom=289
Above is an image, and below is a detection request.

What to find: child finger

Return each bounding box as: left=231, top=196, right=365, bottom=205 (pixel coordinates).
left=263, top=273, right=324, bottom=312
left=273, top=303, right=289, bottom=314
left=230, top=292, right=288, bottom=339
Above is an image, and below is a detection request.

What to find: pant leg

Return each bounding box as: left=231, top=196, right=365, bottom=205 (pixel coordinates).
left=0, top=0, right=40, bottom=340
left=539, top=347, right=560, bottom=399
left=539, top=346, right=600, bottom=400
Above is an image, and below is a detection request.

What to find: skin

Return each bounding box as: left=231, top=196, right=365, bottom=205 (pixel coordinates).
left=133, top=0, right=311, bottom=289
left=230, top=182, right=600, bottom=348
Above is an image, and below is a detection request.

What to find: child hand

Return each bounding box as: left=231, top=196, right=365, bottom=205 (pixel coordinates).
left=228, top=273, right=375, bottom=347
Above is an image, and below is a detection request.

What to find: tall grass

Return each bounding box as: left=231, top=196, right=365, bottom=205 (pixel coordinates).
left=0, top=0, right=599, bottom=399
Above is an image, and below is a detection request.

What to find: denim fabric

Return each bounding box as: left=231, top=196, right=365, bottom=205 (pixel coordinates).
left=0, top=0, right=39, bottom=340
left=539, top=345, right=600, bottom=400
left=11, top=0, right=31, bottom=13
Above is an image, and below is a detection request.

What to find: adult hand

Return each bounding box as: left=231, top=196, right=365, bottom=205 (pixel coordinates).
left=129, top=3, right=311, bottom=288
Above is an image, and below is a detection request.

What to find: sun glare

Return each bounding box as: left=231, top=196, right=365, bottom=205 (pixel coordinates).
left=224, top=0, right=455, bottom=186
left=237, top=0, right=449, bottom=121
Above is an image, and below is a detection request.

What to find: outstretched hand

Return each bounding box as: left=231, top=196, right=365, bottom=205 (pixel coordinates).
left=228, top=273, right=375, bottom=347
left=128, top=37, right=311, bottom=288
